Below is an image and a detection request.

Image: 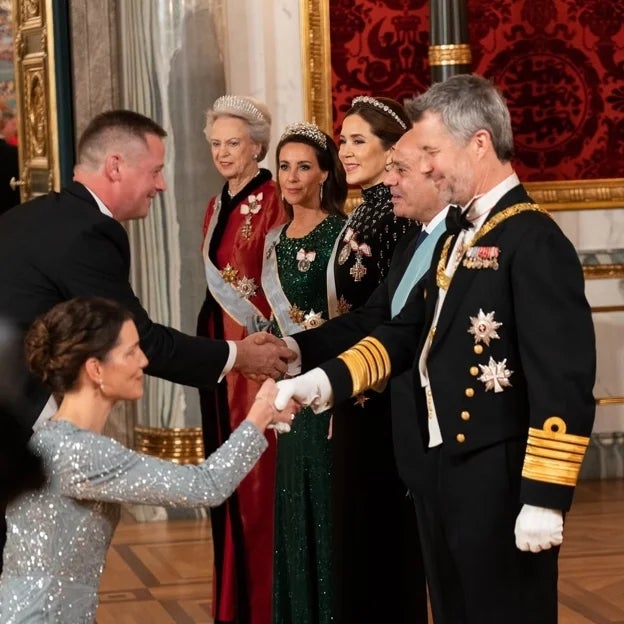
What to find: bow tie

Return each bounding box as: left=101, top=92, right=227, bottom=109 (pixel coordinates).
left=445, top=205, right=473, bottom=235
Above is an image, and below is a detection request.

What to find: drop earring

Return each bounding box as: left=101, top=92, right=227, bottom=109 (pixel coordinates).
left=319, top=182, right=324, bottom=202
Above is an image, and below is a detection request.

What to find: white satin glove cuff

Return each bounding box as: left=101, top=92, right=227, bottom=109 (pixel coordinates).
left=514, top=503, right=563, bottom=553
left=274, top=368, right=334, bottom=414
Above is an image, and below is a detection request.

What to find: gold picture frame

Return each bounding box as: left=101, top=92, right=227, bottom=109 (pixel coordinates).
left=299, top=0, right=624, bottom=213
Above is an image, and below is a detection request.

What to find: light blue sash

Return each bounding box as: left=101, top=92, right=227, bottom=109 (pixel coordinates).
left=391, top=220, right=446, bottom=317
left=203, top=196, right=268, bottom=332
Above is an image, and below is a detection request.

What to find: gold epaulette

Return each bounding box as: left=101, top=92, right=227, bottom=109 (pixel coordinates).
left=522, top=416, right=590, bottom=487
left=337, top=336, right=391, bottom=396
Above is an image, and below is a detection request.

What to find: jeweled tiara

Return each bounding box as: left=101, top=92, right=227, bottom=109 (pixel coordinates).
left=213, top=95, right=266, bottom=123
left=280, top=122, right=327, bottom=149
left=351, top=95, right=407, bottom=130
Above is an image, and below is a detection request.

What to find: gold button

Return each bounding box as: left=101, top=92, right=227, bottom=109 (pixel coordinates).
left=461, top=411, right=470, bottom=421
left=474, top=344, right=483, bottom=355
left=456, top=433, right=466, bottom=443
left=465, top=387, right=475, bottom=398
left=469, top=366, right=479, bottom=376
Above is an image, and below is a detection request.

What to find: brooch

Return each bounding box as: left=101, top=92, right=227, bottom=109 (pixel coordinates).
left=220, top=264, right=258, bottom=299
left=297, top=248, right=316, bottom=272
left=289, top=305, right=324, bottom=329
left=478, top=357, right=513, bottom=393
left=468, top=309, right=502, bottom=346
left=336, top=295, right=352, bottom=316
left=339, top=228, right=372, bottom=281
left=462, top=246, right=500, bottom=270
left=240, top=193, right=263, bottom=239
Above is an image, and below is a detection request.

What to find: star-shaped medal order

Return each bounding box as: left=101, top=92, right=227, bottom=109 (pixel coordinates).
left=468, top=309, right=502, bottom=346
left=236, top=276, right=258, bottom=299
left=303, top=310, right=324, bottom=330
left=478, top=357, right=513, bottom=393
left=354, top=394, right=369, bottom=408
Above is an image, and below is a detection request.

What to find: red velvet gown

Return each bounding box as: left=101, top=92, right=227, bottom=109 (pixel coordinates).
left=196, top=169, right=285, bottom=624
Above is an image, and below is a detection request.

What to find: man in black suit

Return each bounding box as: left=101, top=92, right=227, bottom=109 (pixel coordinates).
left=0, top=109, right=20, bottom=215
left=0, top=110, right=292, bottom=429
left=276, top=75, right=595, bottom=623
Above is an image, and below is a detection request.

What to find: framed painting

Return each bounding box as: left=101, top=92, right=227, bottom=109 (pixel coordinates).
left=300, top=0, right=624, bottom=211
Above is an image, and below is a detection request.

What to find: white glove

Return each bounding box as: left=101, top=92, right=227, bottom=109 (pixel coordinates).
left=514, top=504, right=563, bottom=553
left=275, top=368, right=334, bottom=414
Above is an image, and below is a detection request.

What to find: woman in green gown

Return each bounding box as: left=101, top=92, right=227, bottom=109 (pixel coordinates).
left=262, top=122, right=347, bottom=624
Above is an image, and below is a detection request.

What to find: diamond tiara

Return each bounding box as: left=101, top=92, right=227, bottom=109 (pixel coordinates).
left=213, top=95, right=266, bottom=123
left=280, top=122, right=327, bottom=149
left=351, top=95, right=407, bottom=130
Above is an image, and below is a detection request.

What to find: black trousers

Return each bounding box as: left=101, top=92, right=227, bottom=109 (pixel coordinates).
left=413, top=440, right=558, bottom=624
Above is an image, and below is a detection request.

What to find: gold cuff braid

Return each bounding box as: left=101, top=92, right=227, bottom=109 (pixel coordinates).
left=522, top=416, right=590, bottom=487
left=338, top=337, right=391, bottom=396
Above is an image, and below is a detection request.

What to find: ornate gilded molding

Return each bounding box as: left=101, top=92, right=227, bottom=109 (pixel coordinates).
left=12, top=0, right=60, bottom=197
left=300, top=0, right=332, bottom=133
left=583, top=265, right=624, bottom=280
left=526, top=178, right=624, bottom=211
left=428, top=43, right=472, bottom=66
left=596, top=396, right=624, bottom=406
left=134, top=426, right=205, bottom=465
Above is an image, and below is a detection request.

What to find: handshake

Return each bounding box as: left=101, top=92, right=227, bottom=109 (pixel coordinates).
left=271, top=368, right=334, bottom=433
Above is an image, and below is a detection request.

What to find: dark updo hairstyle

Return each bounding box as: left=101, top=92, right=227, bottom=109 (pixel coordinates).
left=25, top=297, right=133, bottom=397
left=345, top=96, right=410, bottom=150
left=275, top=123, right=348, bottom=221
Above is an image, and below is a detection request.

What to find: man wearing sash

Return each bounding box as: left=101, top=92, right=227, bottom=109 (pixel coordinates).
left=276, top=74, right=595, bottom=623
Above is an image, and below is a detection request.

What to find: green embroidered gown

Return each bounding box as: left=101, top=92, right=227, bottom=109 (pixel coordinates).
left=267, top=215, right=344, bottom=624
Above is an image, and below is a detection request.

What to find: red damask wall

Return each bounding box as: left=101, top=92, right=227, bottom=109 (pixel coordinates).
left=329, top=0, right=624, bottom=182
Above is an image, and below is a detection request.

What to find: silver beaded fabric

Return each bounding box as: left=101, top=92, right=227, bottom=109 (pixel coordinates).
left=0, top=419, right=267, bottom=623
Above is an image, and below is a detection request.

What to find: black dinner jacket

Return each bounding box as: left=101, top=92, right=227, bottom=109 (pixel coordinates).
left=322, top=184, right=596, bottom=510
left=0, top=182, right=228, bottom=426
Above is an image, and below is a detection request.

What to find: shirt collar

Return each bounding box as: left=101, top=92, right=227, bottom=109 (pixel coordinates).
left=424, top=205, right=449, bottom=234
left=467, top=173, right=520, bottom=223
left=84, top=186, right=114, bottom=219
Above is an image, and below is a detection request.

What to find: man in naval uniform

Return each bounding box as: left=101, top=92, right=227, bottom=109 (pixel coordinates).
left=275, top=74, right=595, bottom=624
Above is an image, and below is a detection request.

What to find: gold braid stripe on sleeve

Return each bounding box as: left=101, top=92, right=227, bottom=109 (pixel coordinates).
left=338, top=336, right=392, bottom=396
left=522, top=416, right=590, bottom=487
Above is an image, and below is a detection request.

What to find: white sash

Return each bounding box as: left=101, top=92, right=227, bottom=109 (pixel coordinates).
left=261, top=225, right=306, bottom=335
left=203, top=196, right=268, bottom=332
left=326, top=220, right=349, bottom=319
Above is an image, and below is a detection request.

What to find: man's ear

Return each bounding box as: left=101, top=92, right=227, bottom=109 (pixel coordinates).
left=472, top=129, right=492, bottom=158
left=104, top=154, right=123, bottom=181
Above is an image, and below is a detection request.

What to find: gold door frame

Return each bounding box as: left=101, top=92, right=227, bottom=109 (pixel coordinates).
left=12, top=0, right=60, bottom=200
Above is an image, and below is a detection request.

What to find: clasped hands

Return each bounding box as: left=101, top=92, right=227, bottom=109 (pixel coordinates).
left=234, top=332, right=296, bottom=381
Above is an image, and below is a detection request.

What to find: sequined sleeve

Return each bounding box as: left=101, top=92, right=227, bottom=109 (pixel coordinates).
left=52, top=421, right=267, bottom=508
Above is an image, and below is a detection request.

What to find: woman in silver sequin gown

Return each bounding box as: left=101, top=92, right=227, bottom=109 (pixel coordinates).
left=0, top=297, right=297, bottom=624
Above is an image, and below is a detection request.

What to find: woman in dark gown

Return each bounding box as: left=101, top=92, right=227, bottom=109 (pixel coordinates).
left=331, top=96, right=428, bottom=623
left=262, top=122, right=347, bottom=624
left=196, top=95, right=285, bottom=624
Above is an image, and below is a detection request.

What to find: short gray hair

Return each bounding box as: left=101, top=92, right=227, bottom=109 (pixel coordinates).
left=204, top=95, right=272, bottom=161
left=405, top=74, right=514, bottom=161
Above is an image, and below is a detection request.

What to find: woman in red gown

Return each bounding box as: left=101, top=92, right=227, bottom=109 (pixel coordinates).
left=196, top=95, right=285, bottom=624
